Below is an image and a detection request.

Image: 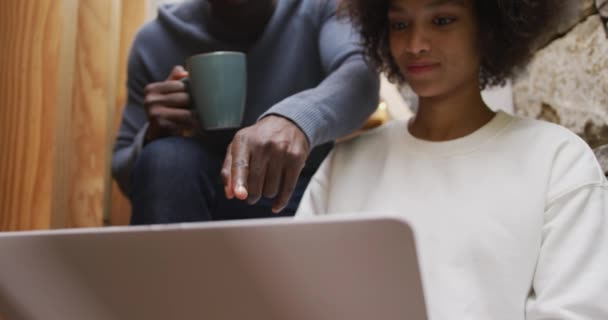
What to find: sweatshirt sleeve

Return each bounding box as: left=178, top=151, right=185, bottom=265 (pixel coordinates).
left=526, top=137, right=608, bottom=318
left=111, top=36, right=152, bottom=197
left=296, top=151, right=335, bottom=217
left=261, top=1, right=380, bottom=148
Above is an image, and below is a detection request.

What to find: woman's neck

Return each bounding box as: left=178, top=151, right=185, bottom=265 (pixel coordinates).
left=409, top=83, right=495, bottom=142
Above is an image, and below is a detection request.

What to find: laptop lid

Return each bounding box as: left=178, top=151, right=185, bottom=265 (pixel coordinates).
left=0, top=216, right=427, bottom=320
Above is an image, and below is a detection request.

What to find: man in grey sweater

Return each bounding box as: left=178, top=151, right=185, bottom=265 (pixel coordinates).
left=112, top=0, right=379, bottom=224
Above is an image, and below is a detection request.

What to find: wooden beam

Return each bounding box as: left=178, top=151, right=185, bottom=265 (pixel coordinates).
left=0, top=0, right=72, bottom=231
left=65, top=0, right=121, bottom=228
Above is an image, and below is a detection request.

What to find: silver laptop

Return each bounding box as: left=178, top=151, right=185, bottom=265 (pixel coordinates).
left=0, top=216, right=427, bottom=320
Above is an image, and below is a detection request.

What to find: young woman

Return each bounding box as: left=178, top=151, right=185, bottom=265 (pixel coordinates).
left=296, top=0, right=608, bottom=318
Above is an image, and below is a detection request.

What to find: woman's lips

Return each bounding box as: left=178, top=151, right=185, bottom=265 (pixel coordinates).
left=406, top=63, right=440, bottom=75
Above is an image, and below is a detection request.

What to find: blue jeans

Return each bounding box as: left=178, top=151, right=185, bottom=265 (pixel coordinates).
left=129, top=136, right=311, bottom=225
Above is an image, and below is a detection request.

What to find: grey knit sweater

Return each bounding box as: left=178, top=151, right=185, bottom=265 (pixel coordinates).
left=112, top=0, right=379, bottom=195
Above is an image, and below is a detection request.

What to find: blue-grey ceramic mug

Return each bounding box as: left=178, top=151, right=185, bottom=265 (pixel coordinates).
left=185, top=51, right=247, bottom=130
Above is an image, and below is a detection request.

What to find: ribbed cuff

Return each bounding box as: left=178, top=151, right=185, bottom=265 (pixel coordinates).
left=260, top=101, right=329, bottom=148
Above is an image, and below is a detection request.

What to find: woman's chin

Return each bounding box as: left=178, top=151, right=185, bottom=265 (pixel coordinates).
left=408, top=84, right=443, bottom=99
left=403, top=76, right=441, bottom=96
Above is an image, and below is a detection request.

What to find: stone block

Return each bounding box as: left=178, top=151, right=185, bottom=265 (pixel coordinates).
left=594, top=144, right=608, bottom=176
left=535, top=0, right=597, bottom=49
left=514, top=15, right=608, bottom=150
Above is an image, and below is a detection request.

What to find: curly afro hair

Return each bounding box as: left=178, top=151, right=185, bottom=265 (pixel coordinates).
left=340, top=0, right=555, bottom=89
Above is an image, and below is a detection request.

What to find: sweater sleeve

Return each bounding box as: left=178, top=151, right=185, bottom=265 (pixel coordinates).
left=526, top=183, right=608, bottom=319
left=111, top=36, right=152, bottom=197
left=296, top=151, right=334, bottom=216
left=261, top=2, right=380, bottom=148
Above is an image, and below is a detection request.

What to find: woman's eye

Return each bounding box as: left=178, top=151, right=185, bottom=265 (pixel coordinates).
left=433, top=17, right=456, bottom=26
left=390, top=21, right=409, bottom=30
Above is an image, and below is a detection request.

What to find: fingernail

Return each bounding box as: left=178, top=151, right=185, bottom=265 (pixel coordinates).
left=236, top=185, right=247, bottom=196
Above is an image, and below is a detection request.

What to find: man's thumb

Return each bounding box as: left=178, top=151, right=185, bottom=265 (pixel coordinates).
left=168, top=65, right=188, bottom=80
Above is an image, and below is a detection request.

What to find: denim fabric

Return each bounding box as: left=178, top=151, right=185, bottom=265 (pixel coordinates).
left=129, top=136, right=309, bottom=225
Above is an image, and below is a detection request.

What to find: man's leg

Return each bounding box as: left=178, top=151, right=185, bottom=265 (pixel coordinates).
left=130, top=137, right=223, bottom=225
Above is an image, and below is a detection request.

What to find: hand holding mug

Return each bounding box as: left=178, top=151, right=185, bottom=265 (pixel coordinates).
left=143, top=66, right=199, bottom=142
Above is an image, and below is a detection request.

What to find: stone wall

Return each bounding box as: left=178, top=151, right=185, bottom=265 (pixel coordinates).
left=513, top=8, right=608, bottom=175
left=534, top=0, right=598, bottom=49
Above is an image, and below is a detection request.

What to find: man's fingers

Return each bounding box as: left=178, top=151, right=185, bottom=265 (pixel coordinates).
left=272, top=163, right=302, bottom=214
left=245, top=151, right=268, bottom=205
left=262, top=167, right=281, bottom=199
left=262, top=147, right=283, bottom=199
left=155, top=118, right=185, bottom=136
left=143, top=66, right=192, bottom=142
left=147, top=106, right=198, bottom=127
left=272, top=144, right=306, bottom=213
left=220, top=116, right=310, bottom=207
left=145, top=80, right=188, bottom=95
left=144, top=91, right=190, bottom=109
left=221, top=146, right=234, bottom=199
left=230, top=134, right=250, bottom=200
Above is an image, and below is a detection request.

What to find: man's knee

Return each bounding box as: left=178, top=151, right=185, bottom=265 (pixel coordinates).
left=134, top=137, right=218, bottom=179
left=130, top=137, right=222, bottom=224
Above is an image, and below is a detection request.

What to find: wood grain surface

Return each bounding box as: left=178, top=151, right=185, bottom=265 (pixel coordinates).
left=0, top=0, right=133, bottom=231
left=0, top=0, right=66, bottom=230
left=65, top=0, right=121, bottom=228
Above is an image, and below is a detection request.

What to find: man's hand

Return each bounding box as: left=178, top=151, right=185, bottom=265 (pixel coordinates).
left=144, top=66, right=199, bottom=141
left=221, top=116, right=310, bottom=213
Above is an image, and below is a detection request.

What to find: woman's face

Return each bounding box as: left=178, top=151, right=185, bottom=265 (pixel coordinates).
left=388, top=0, right=481, bottom=98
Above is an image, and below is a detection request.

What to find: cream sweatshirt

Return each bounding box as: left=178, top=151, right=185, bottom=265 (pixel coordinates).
left=297, top=111, right=608, bottom=320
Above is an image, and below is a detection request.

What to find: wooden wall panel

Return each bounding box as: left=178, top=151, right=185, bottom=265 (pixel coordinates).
left=0, top=0, right=151, bottom=231
left=0, top=0, right=72, bottom=231
left=50, top=0, right=80, bottom=229
left=110, top=0, right=148, bottom=226
left=65, top=0, right=121, bottom=228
